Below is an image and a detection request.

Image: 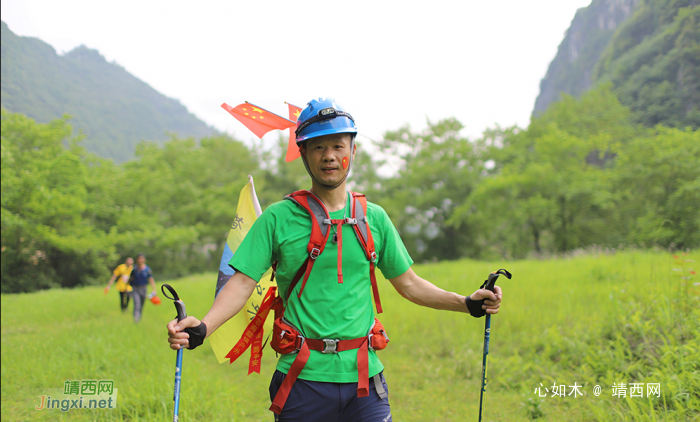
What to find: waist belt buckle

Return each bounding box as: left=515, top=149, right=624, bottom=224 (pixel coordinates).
left=322, top=339, right=339, bottom=354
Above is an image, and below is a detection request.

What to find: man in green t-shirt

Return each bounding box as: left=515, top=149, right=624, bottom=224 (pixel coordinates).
left=167, top=98, right=503, bottom=421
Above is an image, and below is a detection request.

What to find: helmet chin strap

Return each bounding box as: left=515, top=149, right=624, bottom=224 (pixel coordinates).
left=300, top=138, right=355, bottom=191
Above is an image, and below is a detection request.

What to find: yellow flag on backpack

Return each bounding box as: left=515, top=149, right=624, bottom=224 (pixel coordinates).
left=209, top=175, right=276, bottom=364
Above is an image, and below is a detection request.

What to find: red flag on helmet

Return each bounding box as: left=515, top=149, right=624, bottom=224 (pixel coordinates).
left=221, top=102, right=295, bottom=139
left=286, top=102, right=303, bottom=162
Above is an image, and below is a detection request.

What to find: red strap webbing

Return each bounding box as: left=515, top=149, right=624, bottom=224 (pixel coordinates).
left=356, top=339, right=369, bottom=397
left=269, top=341, right=311, bottom=414
left=330, top=218, right=345, bottom=284
left=305, top=337, right=369, bottom=396
left=304, top=336, right=366, bottom=352
left=298, top=257, right=317, bottom=298
left=369, top=261, right=382, bottom=314
left=284, top=190, right=383, bottom=311
left=351, top=193, right=383, bottom=314
left=286, top=257, right=308, bottom=301
left=284, top=190, right=333, bottom=298
left=285, top=191, right=329, bottom=256
left=338, top=222, right=343, bottom=283
left=269, top=336, right=370, bottom=414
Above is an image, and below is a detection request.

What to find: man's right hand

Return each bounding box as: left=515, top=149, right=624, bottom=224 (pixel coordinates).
left=167, top=316, right=202, bottom=350
left=165, top=271, right=258, bottom=350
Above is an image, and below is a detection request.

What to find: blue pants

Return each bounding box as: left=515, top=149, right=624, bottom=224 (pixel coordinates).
left=131, top=285, right=147, bottom=322
left=269, top=370, right=392, bottom=422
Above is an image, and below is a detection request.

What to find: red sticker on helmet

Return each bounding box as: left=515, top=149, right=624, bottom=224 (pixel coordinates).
left=342, top=157, right=349, bottom=169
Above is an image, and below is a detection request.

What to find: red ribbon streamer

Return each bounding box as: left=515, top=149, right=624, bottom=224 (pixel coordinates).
left=225, top=286, right=278, bottom=374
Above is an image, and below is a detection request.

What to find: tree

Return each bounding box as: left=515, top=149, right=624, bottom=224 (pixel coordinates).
left=611, top=126, right=700, bottom=248
left=1, top=110, right=118, bottom=292
left=115, top=133, right=258, bottom=279
left=374, top=118, right=482, bottom=261
left=451, top=86, right=636, bottom=257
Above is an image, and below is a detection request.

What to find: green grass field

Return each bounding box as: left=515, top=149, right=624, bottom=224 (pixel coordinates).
left=2, top=250, right=699, bottom=421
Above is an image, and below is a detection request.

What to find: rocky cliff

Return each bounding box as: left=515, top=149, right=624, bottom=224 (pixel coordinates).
left=533, top=0, right=641, bottom=114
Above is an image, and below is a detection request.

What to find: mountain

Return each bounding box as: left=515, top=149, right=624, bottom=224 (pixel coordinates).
left=534, top=0, right=699, bottom=129
left=533, top=0, right=641, bottom=114
left=1, top=21, right=216, bottom=162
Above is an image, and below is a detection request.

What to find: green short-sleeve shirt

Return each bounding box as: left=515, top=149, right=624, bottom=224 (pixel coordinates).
left=229, top=193, right=413, bottom=383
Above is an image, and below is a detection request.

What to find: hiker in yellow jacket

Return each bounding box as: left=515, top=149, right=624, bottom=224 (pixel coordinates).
left=105, top=257, right=134, bottom=312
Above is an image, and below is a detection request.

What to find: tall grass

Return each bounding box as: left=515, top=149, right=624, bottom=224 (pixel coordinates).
left=1, top=250, right=698, bottom=421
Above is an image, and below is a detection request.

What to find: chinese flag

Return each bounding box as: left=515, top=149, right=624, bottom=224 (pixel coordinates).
left=286, top=103, right=303, bottom=162
left=222, top=102, right=295, bottom=139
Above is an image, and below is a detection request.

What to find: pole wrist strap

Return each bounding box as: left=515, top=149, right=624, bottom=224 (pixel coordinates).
left=466, top=297, right=486, bottom=318
left=185, top=322, right=207, bottom=350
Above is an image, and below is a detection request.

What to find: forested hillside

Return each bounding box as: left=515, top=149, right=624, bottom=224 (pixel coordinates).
left=3, top=85, right=698, bottom=293
left=0, top=21, right=215, bottom=162
left=2, top=7, right=699, bottom=294
left=534, top=0, right=699, bottom=129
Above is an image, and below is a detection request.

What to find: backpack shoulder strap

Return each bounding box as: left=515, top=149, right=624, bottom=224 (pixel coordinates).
left=350, top=191, right=383, bottom=314
left=284, top=190, right=331, bottom=249
left=283, top=190, right=331, bottom=301
left=349, top=192, right=375, bottom=259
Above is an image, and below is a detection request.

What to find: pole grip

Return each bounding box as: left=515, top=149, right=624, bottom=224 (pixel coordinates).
left=174, top=301, right=187, bottom=321
left=481, top=269, right=512, bottom=292
left=484, top=273, right=499, bottom=292
left=162, top=284, right=187, bottom=321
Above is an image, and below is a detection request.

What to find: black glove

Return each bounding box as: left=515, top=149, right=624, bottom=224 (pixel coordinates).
left=465, top=296, right=486, bottom=318
left=184, top=322, right=207, bottom=350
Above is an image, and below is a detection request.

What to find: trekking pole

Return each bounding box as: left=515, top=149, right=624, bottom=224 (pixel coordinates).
left=162, top=284, right=187, bottom=422
left=478, top=269, right=511, bottom=422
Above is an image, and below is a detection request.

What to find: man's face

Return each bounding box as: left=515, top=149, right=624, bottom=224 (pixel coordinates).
left=136, top=256, right=146, bottom=266
left=301, top=133, right=355, bottom=187
left=126, top=258, right=134, bottom=266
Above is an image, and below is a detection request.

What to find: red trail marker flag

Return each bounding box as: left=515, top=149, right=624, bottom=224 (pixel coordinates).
left=285, top=102, right=303, bottom=162
left=222, top=102, right=295, bottom=139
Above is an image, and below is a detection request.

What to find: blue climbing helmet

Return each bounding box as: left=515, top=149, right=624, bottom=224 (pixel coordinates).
left=295, top=98, right=357, bottom=144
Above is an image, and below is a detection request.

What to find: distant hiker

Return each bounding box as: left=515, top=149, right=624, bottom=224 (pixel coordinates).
left=105, top=257, right=134, bottom=312
left=167, top=98, right=503, bottom=421
left=129, top=254, right=157, bottom=323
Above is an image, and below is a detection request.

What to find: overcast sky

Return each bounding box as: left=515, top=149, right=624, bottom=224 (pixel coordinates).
left=2, top=0, right=591, bottom=147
